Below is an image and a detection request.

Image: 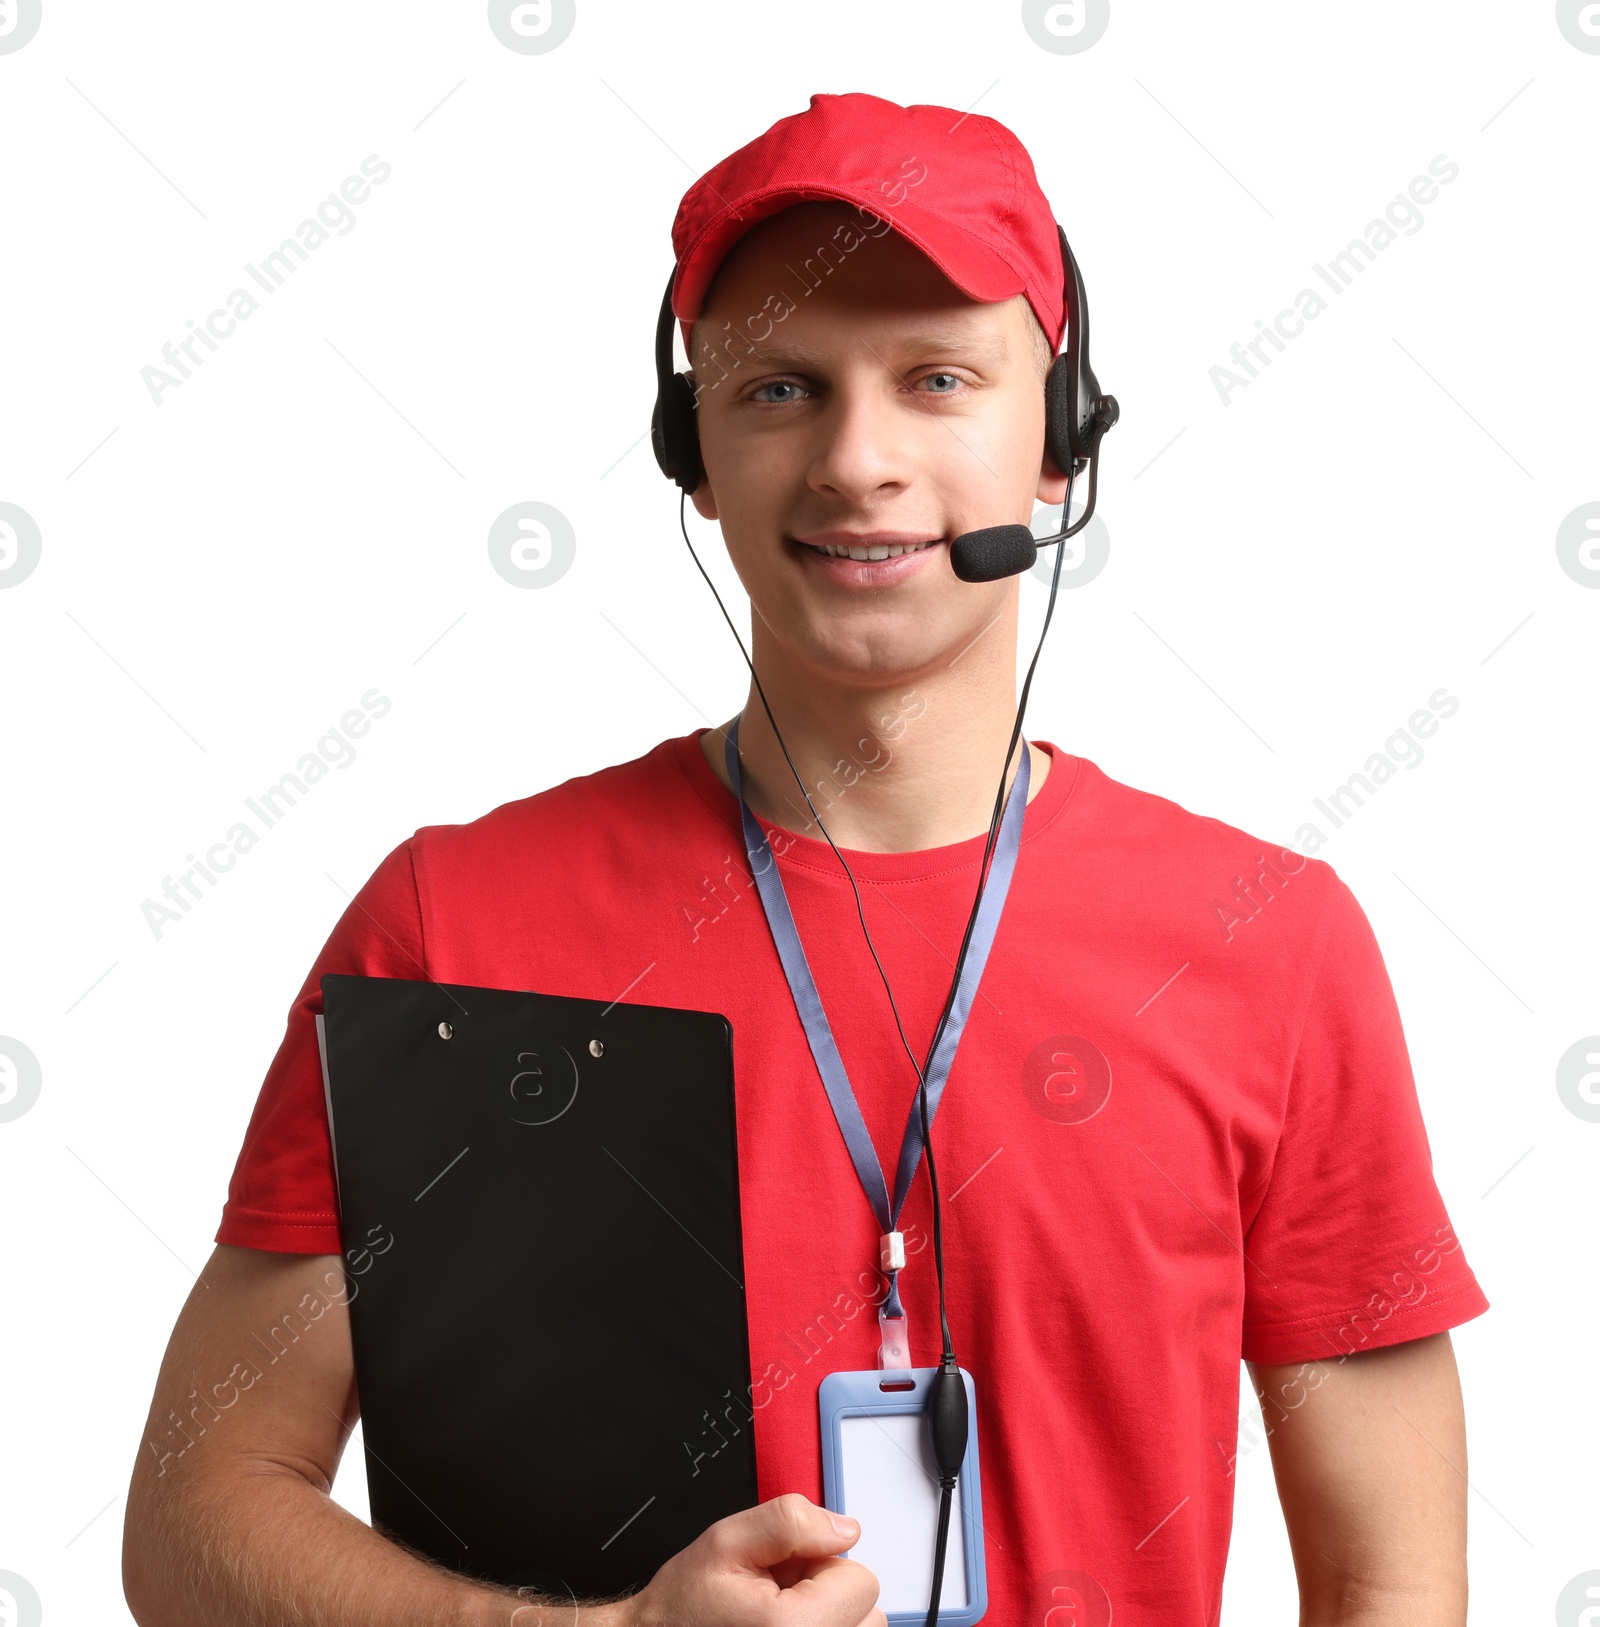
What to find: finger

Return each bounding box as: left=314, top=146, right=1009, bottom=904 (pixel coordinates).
left=772, top=1557, right=881, bottom=1627
left=718, top=1492, right=860, bottom=1570
left=770, top=1548, right=857, bottom=1589
left=767, top=1555, right=813, bottom=1589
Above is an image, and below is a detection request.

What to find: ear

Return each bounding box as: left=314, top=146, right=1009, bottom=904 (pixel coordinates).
left=1036, top=447, right=1070, bottom=509
left=689, top=481, right=719, bottom=521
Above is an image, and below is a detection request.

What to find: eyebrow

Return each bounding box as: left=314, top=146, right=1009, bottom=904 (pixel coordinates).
left=716, top=330, right=1013, bottom=370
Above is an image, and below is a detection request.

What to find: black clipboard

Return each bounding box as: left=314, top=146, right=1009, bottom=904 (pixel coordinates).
left=317, top=973, right=758, bottom=1602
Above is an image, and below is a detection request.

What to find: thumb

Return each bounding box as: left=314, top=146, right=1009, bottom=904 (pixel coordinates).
left=731, top=1493, right=859, bottom=1569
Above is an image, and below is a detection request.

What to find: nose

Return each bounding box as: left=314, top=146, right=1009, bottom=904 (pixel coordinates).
left=805, top=363, right=918, bottom=507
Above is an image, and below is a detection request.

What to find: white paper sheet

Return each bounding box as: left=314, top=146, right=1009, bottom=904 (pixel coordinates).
left=839, top=1410, right=969, bottom=1614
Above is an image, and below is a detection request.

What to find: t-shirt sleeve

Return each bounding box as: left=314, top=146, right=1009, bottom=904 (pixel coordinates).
left=215, top=837, right=427, bottom=1255
left=1239, top=873, right=1490, bottom=1364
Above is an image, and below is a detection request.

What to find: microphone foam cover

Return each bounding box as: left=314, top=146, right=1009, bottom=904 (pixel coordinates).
left=948, top=524, right=1038, bottom=584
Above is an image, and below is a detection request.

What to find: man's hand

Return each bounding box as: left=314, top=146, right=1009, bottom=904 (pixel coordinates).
left=623, top=1493, right=885, bottom=1627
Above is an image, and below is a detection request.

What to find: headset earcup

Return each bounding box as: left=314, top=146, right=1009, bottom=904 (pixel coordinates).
left=651, top=371, right=705, bottom=494
left=649, top=393, right=672, bottom=480
left=1043, top=351, right=1079, bottom=477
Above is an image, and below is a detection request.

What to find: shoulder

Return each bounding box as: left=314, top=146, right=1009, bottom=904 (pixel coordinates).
left=1052, top=751, right=1349, bottom=950
left=1056, top=751, right=1327, bottom=871
left=399, top=731, right=707, bottom=886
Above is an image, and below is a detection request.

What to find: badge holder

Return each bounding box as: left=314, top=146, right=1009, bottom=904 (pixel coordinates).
left=817, top=1366, right=988, bottom=1627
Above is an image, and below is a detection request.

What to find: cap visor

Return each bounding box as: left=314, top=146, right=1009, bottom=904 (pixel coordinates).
left=674, top=186, right=1029, bottom=331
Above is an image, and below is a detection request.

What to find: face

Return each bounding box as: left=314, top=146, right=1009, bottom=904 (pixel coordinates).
left=688, top=201, right=1068, bottom=691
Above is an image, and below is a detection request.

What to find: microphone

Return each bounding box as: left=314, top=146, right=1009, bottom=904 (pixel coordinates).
left=948, top=505, right=1083, bottom=584
left=948, top=523, right=1038, bottom=583
left=948, top=395, right=1118, bottom=583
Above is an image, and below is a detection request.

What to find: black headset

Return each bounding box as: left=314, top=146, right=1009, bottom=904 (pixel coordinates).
left=650, top=221, right=1119, bottom=582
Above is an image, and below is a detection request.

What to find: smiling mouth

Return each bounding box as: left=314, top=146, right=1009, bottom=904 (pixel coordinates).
left=796, top=538, right=943, bottom=561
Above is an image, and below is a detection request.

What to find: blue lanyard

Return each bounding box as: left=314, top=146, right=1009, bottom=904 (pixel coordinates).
left=724, top=716, right=1030, bottom=1319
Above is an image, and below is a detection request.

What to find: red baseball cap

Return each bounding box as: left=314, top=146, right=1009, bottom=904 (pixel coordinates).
left=670, top=91, right=1066, bottom=356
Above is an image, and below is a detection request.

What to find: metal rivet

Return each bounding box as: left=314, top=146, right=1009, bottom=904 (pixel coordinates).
left=438, top=1021, right=453, bottom=1040
left=589, top=1039, right=604, bottom=1058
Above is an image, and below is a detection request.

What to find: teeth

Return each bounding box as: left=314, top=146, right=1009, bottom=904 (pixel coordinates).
left=816, top=540, right=936, bottom=561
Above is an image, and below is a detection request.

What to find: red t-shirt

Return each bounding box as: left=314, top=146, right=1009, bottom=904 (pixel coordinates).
left=217, top=729, right=1489, bottom=1624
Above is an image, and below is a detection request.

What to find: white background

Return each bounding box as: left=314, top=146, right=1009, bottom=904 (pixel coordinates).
left=1, top=2, right=1596, bottom=1622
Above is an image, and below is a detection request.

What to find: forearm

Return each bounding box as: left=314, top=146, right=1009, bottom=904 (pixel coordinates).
left=124, top=1461, right=635, bottom=1627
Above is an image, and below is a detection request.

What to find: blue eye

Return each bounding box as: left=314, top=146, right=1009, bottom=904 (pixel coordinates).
left=924, top=372, right=961, bottom=393
left=752, top=380, right=805, bottom=404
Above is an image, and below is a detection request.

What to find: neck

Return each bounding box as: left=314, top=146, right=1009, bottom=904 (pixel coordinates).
left=699, top=597, right=1051, bottom=854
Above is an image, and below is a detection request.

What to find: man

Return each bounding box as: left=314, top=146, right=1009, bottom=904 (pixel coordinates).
left=123, top=93, right=1488, bottom=1626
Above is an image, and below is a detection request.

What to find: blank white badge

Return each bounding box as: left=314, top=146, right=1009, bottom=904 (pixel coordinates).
left=838, top=1409, right=969, bottom=1614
